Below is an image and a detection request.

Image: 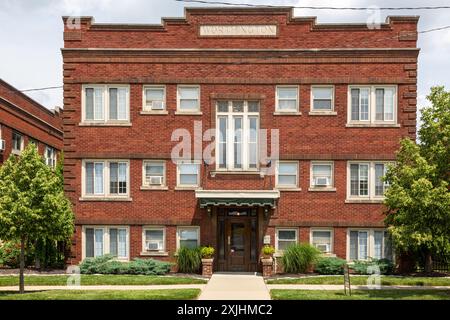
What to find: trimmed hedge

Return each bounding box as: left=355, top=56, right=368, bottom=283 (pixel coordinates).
left=351, top=258, right=394, bottom=275
left=314, top=257, right=346, bottom=275
left=79, top=254, right=172, bottom=275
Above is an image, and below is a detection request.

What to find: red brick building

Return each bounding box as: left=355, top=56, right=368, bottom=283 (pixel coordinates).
left=0, top=79, right=63, bottom=166
left=62, top=7, right=418, bottom=271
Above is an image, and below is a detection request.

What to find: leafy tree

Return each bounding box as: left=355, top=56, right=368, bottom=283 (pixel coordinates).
left=384, top=87, right=450, bottom=273
left=0, top=144, right=74, bottom=293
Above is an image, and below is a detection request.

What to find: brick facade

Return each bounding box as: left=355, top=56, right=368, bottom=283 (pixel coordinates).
left=62, top=8, right=418, bottom=269
left=0, top=79, right=63, bottom=164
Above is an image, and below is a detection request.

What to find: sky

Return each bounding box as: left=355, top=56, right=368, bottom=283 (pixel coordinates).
left=0, top=0, right=449, bottom=117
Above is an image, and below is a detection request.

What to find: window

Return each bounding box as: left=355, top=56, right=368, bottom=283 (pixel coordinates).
left=348, top=86, right=397, bottom=124
left=177, top=227, right=200, bottom=249
left=311, top=229, right=333, bottom=254
left=348, top=162, right=392, bottom=200
left=84, top=226, right=129, bottom=260
left=276, top=228, right=298, bottom=251
left=143, top=86, right=166, bottom=112
left=143, top=227, right=165, bottom=253
left=142, top=161, right=165, bottom=187
left=311, top=86, right=334, bottom=111
left=276, top=86, right=298, bottom=112
left=177, top=162, right=200, bottom=187
left=177, top=85, right=200, bottom=112
left=311, top=162, right=333, bottom=188
left=83, top=160, right=129, bottom=198
left=216, top=100, right=260, bottom=171
left=82, top=85, right=129, bottom=123
left=348, top=229, right=392, bottom=261
left=45, top=146, right=57, bottom=168
left=276, top=161, right=299, bottom=189
left=12, top=131, right=23, bottom=153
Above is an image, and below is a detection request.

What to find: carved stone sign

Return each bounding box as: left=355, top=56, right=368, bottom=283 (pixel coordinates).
left=199, top=25, right=277, bottom=37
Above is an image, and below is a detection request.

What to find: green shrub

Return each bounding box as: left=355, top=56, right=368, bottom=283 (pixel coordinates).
left=176, top=247, right=202, bottom=273
left=281, top=243, right=321, bottom=274
left=79, top=254, right=171, bottom=275
left=314, top=257, right=346, bottom=275
left=200, top=246, right=215, bottom=259
left=0, top=240, right=34, bottom=268
left=351, top=258, right=394, bottom=275
left=262, top=245, right=275, bottom=257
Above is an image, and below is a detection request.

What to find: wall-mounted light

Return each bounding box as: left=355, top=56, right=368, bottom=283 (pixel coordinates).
left=264, top=207, right=269, bottom=219
left=207, top=206, right=212, bottom=217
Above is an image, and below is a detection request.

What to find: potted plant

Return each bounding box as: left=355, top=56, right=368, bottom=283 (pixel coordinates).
left=261, top=245, right=275, bottom=259
left=200, top=246, right=215, bottom=277
left=260, top=245, right=275, bottom=277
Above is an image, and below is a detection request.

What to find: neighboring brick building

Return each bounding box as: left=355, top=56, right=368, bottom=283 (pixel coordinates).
left=0, top=79, right=63, bottom=166
left=62, top=7, right=418, bottom=271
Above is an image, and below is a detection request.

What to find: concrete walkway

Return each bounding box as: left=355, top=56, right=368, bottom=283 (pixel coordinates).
left=267, top=284, right=450, bottom=290
left=0, top=284, right=206, bottom=291
left=198, top=273, right=270, bottom=300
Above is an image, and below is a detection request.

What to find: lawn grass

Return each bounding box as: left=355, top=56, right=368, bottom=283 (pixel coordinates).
left=267, top=275, right=450, bottom=286
left=0, top=289, right=201, bottom=300
left=270, top=289, right=450, bottom=300
left=0, top=275, right=207, bottom=286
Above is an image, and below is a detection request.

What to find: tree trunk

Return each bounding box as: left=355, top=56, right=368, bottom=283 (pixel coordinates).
left=19, top=237, right=25, bottom=294
left=424, top=251, right=433, bottom=274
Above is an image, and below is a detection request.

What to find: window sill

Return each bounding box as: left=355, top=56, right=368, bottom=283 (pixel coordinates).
left=275, top=187, right=302, bottom=192
left=174, top=186, right=202, bottom=191
left=308, top=187, right=336, bottom=192
left=140, top=110, right=169, bottom=115
left=79, top=197, right=133, bottom=202
left=346, top=123, right=400, bottom=128
left=140, top=186, right=169, bottom=191
left=210, top=170, right=262, bottom=177
left=140, top=251, right=169, bottom=257
left=174, top=111, right=203, bottom=116
left=308, top=111, right=337, bottom=116
left=79, top=122, right=132, bottom=127
left=273, top=111, right=302, bottom=116
left=345, top=199, right=384, bottom=204
left=11, top=150, right=22, bottom=155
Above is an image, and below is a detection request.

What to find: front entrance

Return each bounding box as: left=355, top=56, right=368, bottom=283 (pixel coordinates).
left=217, top=207, right=259, bottom=272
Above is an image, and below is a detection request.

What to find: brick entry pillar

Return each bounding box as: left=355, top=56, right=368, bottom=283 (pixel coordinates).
left=261, top=258, right=274, bottom=278
left=202, top=259, right=214, bottom=278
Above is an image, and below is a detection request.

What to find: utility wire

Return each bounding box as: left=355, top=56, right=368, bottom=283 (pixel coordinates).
left=175, top=0, right=450, bottom=10
left=20, top=86, right=63, bottom=92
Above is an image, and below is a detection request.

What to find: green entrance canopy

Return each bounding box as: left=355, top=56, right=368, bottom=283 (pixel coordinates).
left=199, top=197, right=276, bottom=208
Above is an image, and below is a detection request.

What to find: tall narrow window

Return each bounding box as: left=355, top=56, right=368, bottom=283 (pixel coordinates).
left=375, top=163, right=388, bottom=196
left=110, top=162, right=127, bottom=195
left=85, top=87, right=104, bottom=121
left=94, top=228, right=104, bottom=257
left=374, top=231, right=384, bottom=259
left=218, top=116, right=227, bottom=169
left=109, top=87, right=127, bottom=120
left=12, top=131, right=23, bottom=153
left=248, top=117, right=258, bottom=168
left=349, top=230, right=368, bottom=260
left=233, top=116, right=243, bottom=169
left=45, top=146, right=57, bottom=168
left=350, top=163, right=369, bottom=196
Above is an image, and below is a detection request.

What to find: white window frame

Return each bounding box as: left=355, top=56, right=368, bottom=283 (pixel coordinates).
left=11, top=131, right=24, bottom=154
left=347, top=85, right=398, bottom=125
left=275, top=228, right=298, bottom=252
left=215, top=101, right=260, bottom=171
left=275, top=161, right=299, bottom=189
left=310, top=161, right=334, bottom=189
left=142, top=160, right=166, bottom=188
left=82, top=225, right=130, bottom=261
left=176, top=161, right=201, bottom=188
left=82, top=159, right=130, bottom=198
left=310, top=85, right=335, bottom=112
left=346, top=228, right=390, bottom=261
left=142, top=226, right=166, bottom=253
left=81, top=84, right=130, bottom=124
left=176, top=85, right=201, bottom=113
left=310, top=228, right=334, bottom=254
left=176, top=226, right=200, bottom=249
left=275, top=85, right=299, bottom=113
left=347, top=161, right=393, bottom=200
left=45, top=146, right=57, bottom=168
left=142, top=85, right=166, bottom=113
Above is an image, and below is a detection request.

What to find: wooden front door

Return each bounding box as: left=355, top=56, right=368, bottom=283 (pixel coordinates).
left=226, top=218, right=250, bottom=271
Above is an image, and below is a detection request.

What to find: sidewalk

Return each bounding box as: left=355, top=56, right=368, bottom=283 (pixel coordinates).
left=198, top=273, right=270, bottom=300
left=267, top=284, right=450, bottom=290
left=0, top=284, right=206, bottom=291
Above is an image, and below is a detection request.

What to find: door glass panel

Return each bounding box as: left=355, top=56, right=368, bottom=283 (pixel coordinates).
left=231, top=223, right=245, bottom=253
left=250, top=219, right=257, bottom=262
left=218, top=219, right=225, bottom=260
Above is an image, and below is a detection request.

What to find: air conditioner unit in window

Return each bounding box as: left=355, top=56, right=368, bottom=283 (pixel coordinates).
left=314, top=177, right=330, bottom=187
left=0, top=139, right=5, bottom=151
left=147, top=241, right=162, bottom=251
left=316, top=244, right=330, bottom=253
left=151, top=101, right=164, bottom=110
left=148, top=176, right=163, bottom=185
